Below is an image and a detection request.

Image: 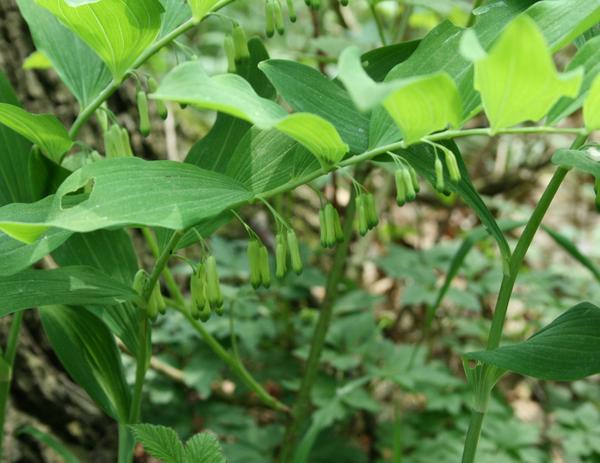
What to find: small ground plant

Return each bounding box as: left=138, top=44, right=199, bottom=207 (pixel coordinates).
left=0, top=0, right=600, bottom=462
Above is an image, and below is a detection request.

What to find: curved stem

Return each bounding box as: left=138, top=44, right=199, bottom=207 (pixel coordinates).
left=370, top=3, right=388, bottom=46
left=0, top=311, right=24, bottom=461
left=278, top=167, right=367, bottom=463
left=141, top=229, right=289, bottom=413
left=460, top=133, right=587, bottom=463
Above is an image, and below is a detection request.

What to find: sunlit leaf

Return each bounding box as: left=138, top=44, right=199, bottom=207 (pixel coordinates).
left=187, top=0, right=219, bottom=21
left=36, top=0, right=164, bottom=79
left=152, top=61, right=349, bottom=166
left=465, top=302, right=600, bottom=380
left=0, top=158, right=253, bottom=243
left=22, top=51, right=53, bottom=70
left=0, top=103, right=72, bottom=163
left=583, top=74, right=600, bottom=131
left=338, top=46, right=461, bottom=145
left=463, top=15, right=583, bottom=132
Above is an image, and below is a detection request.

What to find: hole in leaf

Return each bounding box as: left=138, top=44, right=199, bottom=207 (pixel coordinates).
left=60, top=178, right=95, bottom=209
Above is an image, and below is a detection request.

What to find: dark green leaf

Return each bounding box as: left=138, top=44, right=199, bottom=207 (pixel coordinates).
left=41, top=305, right=131, bottom=421
left=551, top=147, right=600, bottom=177
left=465, top=302, right=600, bottom=381
left=0, top=266, right=138, bottom=317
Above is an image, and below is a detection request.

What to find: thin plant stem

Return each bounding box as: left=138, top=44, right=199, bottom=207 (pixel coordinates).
left=278, top=167, right=367, bottom=463
left=460, top=133, right=588, bottom=463
left=370, top=3, right=388, bottom=46
left=141, top=229, right=289, bottom=413
left=0, top=311, right=24, bottom=461
left=467, top=0, right=484, bottom=27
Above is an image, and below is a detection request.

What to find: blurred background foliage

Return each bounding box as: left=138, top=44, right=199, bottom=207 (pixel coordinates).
left=9, top=0, right=600, bottom=461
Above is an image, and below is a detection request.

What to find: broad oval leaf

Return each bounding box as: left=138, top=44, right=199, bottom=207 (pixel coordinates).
left=0, top=103, right=72, bottom=163
left=337, top=46, right=462, bottom=146
left=152, top=61, right=349, bottom=166
left=41, top=304, right=131, bottom=421
left=463, top=15, right=583, bottom=132
left=0, top=265, right=138, bottom=317
left=0, top=158, right=253, bottom=243
left=465, top=302, right=600, bottom=381
left=36, top=0, right=164, bottom=79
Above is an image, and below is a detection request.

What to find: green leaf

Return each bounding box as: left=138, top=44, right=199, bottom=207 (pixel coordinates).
left=0, top=266, right=138, bottom=317
left=465, top=302, right=600, bottom=381
left=464, top=15, right=583, bottom=132
left=160, top=0, right=192, bottom=38
left=0, top=103, right=72, bottom=164
left=551, top=147, right=600, bottom=177
left=187, top=0, right=219, bottom=21
left=152, top=61, right=348, bottom=166
left=584, top=74, right=600, bottom=131
left=547, top=36, right=600, bottom=124
left=41, top=305, right=131, bottom=421
left=36, top=0, right=164, bottom=79
left=17, top=0, right=112, bottom=106
left=16, top=426, right=81, bottom=463
left=52, top=230, right=142, bottom=355
left=184, top=432, right=226, bottom=463
left=0, top=72, right=47, bottom=205
left=337, top=46, right=461, bottom=145
left=131, top=424, right=185, bottom=463
left=0, top=158, right=253, bottom=243
left=360, top=40, right=420, bottom=82
left=22, top=51, right=53, bottom=70
left=259, top=59, right=370, bottom=153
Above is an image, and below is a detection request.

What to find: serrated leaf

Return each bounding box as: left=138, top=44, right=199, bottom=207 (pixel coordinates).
left=41, top=305, right=131, bottom=421
left=0, top=103, right=72, bottom=163
left=584, top=74, right=600, bottom=131
left=338, top=46, right=461, bottom=145
left=548, top=36, right=600, bottom=124
left=464, top=15, right=583, bottom=132
left=184, top=432, right=226, bottom=463
left=0, top=266, right=138, bottom=317
left=0, top=158, right=253, bottom=243
left=551, top=147, right=600, bottom=177
left=36, top=0, right=164, bottom=79
left=131, top=424, right=185, bottom=463
left=152, top=61, right=348, bottom=166
left=17, top=0, right=112, bottom=106
left=187, top=0, right=219, bottom=21
left=465, top=302, right=600, bottom=381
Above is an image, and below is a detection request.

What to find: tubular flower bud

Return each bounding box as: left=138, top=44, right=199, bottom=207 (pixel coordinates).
left=287, top=229, right=303, bottom=275
left=248, top=240, right=262, bottom=289
left=206, top=255, right=223, bottom=310
left=275, top=233, right=288, bottom=278
left=136, top=90, right=150, bottom=137
left=259, top=244, right=271, bottom=288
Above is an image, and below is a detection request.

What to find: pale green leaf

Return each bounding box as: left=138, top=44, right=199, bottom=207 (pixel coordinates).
left=548, top=35, right=600, bottom=124
left=187, top=0, right=219, bottom=21
left=465, top=302, right=600, bottom=380
left=41, top=305, right=131, bottom=421
left=0, top=158, right=253, bottom=243
left=17, top=0, right=112, bottom=106
left=0, top=266, right=138, bottom=317
left=22, top=51, right=53, bottom=70
left=338, top=46, right=461, bottom=145
left=465, top=15, right=583, bottom=132
left=131, top=424, right=185, bottom=463
left=0, top=103, right=72, bottom=163
left=152, top=61, right=348, bottom=166
left=584, top=74, right=600, bottom=131
left=36, top=0, right=164, bottom=79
